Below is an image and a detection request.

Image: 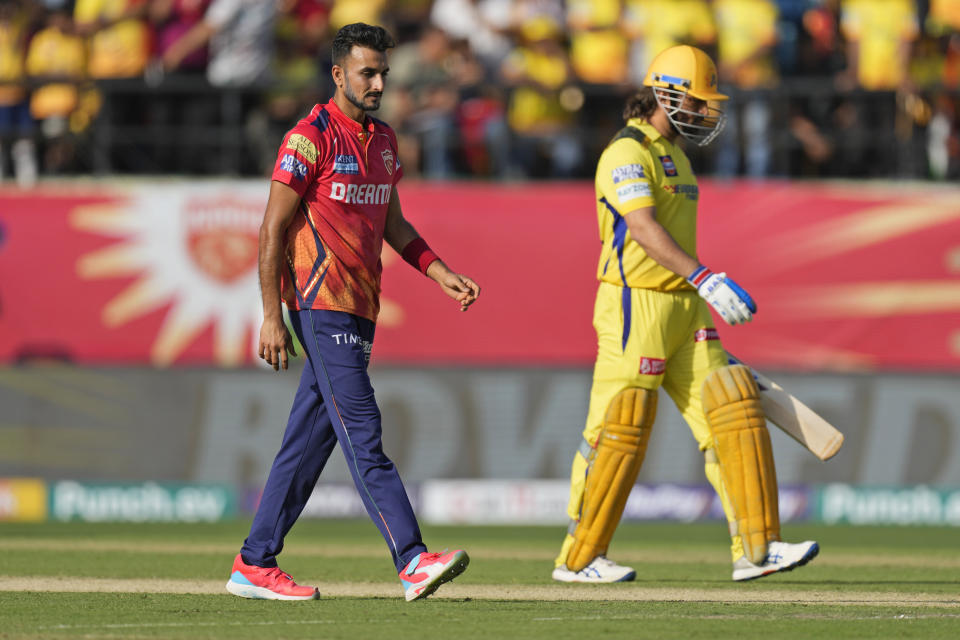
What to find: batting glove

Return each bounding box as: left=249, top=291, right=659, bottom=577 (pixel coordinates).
left=687, top=266, right=756, bottom=326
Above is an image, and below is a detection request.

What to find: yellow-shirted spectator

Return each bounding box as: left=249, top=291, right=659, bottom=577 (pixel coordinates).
left=927, top=0, right=960, bottom=34
left=26, top=10, right=86, bottom=121
left=26, top=5, right=93, bottom=175
left=840, top=0, right=919, bottom=91
left=566, top=0, right=629, bottom=84
left=926, top=0, right=960, bottom=89
left=502, top=17, right=574, bottom=135
left=623, top=0, right=716, bottom=84
left=501, top=16, right=582, bottom=176
left=714, top=0, right=779, bottom=90
left=0, top=0, right=36, bottom=187
left=74, top=0, right=150, bottom=79
left=328, top=0, right=388, bottom=31
left=0, top=1, right=28, bottom=109
left=712, top=0, right=779, bottom=177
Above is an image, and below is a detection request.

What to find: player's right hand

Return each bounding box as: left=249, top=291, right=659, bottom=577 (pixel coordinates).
left=687, top=266, right=756, bottom=326
left=259, top=317, right=297, bottom=370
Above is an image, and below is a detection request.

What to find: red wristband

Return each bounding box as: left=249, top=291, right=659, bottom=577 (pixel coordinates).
left=401, top=237, right=440, bottom=274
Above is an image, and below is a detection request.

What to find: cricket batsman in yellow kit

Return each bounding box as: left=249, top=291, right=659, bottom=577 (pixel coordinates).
left=552, top=45, right=819, bottom=583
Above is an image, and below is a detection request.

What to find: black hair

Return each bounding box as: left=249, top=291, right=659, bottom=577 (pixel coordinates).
left=623, top=86, right=659, bottom=122
left=331, top=23, right=396, bottom=65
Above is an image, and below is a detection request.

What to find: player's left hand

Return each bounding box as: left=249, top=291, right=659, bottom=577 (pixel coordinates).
left=688, top=266, right=756, bottom=326
left=430, top=264, right=480, bottom=311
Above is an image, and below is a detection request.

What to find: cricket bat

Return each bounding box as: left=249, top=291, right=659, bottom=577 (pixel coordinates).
left=727, top=354, right=844, bottom=461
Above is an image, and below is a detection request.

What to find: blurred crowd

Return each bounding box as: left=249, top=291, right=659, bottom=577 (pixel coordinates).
left=1, top=0, right=959, bottom=187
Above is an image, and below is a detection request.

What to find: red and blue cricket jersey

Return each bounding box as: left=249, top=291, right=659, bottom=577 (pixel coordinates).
left=272, top=99, right=403, bottom=322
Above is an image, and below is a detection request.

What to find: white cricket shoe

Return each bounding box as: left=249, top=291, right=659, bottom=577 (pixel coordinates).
left=732, top=540, right=820, bottom=582
left=552, top=555, right=636, bottom=583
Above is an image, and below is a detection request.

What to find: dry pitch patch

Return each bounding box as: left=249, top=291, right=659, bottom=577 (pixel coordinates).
left=0, top=576, right=958, bottom=608
left=3, top=536, right=960, bottom=608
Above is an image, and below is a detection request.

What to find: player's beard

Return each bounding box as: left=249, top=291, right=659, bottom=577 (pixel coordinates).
left=343, top=77, right=382, bottom=112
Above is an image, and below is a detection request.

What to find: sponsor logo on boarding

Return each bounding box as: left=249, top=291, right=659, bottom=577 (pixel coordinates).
left=333, top=154, right=360, bottom=174
left=331, top=332, right=373, bottom=363
left=611, top=163, right=645, bottom=183
left=329, top=181, right=392, bottom=205
left=0, top=478, right=47, bottom=522
left=659, top=155, right=678, bottom=177
left=616, top=182, right=652, bottom=203
left=639, top=356, right=665, bottom=375
left=286, top=134, right=318, bottom=164
left=381, top=149, right=395, bottom=176
left=184, top=195, right=261, bottom=284
left=280, top=154, right=308, bottom=180
left=662, top=184, right=699, bottom=200
left=694, top=328, right=720, bottom=342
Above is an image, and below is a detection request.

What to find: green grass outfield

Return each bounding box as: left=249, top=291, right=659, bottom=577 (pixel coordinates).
left=0, top=520, right=958, bottom=639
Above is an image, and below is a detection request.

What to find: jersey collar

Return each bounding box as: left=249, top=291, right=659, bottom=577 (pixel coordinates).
left=628, top=118, right=663, bottom=143
left=326, top=99, right=377, bottom=138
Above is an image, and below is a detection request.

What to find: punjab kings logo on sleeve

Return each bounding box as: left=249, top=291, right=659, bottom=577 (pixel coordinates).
left=382, top=149, right=394, bottom=176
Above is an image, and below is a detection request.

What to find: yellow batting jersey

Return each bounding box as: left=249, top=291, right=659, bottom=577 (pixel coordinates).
left=595, top=119, right=699, bottom=292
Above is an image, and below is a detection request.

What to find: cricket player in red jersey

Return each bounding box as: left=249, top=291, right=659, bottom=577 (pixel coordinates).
left=225, top=23, right=479, bottom=602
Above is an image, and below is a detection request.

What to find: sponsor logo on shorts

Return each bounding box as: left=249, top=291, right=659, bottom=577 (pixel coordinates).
left=694, top=328, right=719, bottom=342
left=662, top=184, right=699, bottom=200
left=280, top=154, right=308, bottom=180
left=639, top=357, right=665, bottom=375
left=286, top=134, right=318, bottom=164
left=659, top=155, right=678, bottom=177
left=612, top=163, right=645, bottom=183
left=329, top=181, right=392, bottom=205
left=616, top=182, right=652, bottom=202
left=333, top=154, right=360, bottom=174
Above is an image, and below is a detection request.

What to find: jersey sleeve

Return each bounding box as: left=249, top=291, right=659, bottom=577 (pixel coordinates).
left=597, top=139, right=656, bottom=212
left=272, top=126, right=324, bottom=196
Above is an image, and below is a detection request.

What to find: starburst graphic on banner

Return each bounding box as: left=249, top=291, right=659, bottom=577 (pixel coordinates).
left=738, top=185, right=960, bottom=368
left=71, top=183, right=404, bottom=367
left=71, top=184, right=267, bottom=366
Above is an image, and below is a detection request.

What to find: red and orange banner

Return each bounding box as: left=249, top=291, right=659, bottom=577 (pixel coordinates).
left=2, top=180, right=958, bottom=370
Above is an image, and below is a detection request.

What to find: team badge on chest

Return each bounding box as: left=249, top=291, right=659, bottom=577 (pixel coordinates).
left=659, top=155, right=678, bottom=177
left=382, top=149, right=394, bottom=176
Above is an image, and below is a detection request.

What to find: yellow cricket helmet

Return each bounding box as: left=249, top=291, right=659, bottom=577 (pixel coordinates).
left=643, top=45, right=727, bottom=146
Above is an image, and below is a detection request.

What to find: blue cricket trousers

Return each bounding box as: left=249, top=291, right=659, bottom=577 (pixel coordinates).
left=241, top=309, right=426, bottom=572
